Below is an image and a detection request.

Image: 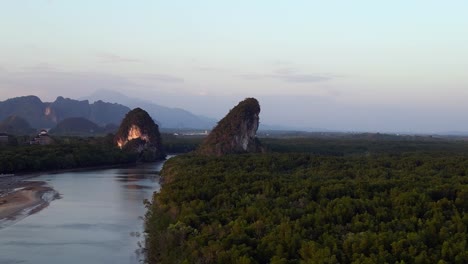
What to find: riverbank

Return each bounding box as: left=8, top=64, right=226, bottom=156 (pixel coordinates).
left=0, top=163, right=138, bottom=222
left=11, top=153, right=175, bottom=178
left=0, top=156, right=173, bottom=223
left=0, top=162, right=152, bottom=195
left=0, top=181, right=57, bottom=221
left=0, top=159, right=167, bottom=263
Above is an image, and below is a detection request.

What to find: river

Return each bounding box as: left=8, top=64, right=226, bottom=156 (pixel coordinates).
left=0, top=156, right=172, bottom=264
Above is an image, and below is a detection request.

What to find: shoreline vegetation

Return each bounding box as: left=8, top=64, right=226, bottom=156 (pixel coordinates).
left=145, top=138, right=468, bottom=263
left=0, top=133, right=199, bottom=175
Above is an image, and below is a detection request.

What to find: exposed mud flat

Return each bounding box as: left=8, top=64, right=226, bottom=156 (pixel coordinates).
left=0, top=181, right=59, bottom=228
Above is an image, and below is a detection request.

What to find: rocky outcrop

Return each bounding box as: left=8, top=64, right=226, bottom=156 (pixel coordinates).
left=197, top=98, right=264, bottom=156
left=115, top=108, right=165, bottom=161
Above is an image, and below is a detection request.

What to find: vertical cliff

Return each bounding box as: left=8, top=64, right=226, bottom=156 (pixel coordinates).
left=197, top=98, right=263, bottom=156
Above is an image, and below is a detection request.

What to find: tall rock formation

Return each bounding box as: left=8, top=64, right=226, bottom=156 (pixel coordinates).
left=198, top=98, right=263, bottom=156
left=115, top=108, right=165, bottom=161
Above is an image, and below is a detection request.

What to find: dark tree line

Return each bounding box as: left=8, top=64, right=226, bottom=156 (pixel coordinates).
left=0, top=133, right=207, bottom=174
left=0, top=136, right=137, bottom=173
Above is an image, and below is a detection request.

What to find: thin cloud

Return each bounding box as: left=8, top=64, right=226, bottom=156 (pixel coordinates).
left=196, top=66, right=219, bottom=71
left=276, top=74, right=332, bottom=83
left=238, top=73, right=268, bottom=80
left=96, top=52, right=142, bottom=63
left=273, top=68, right=296, bottom=75
left=238, top=68, right=335, bottom=83
left=269, top=60, right=293, bottom=66
left=195, top=66, right=232, bottom=73
left=141, top=74, right=184, bottom=83
left=22, top=63, right=57, bottom=72
left=0, top=70, right=141, bottom=100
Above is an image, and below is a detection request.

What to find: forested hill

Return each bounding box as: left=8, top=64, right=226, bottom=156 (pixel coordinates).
left=198, top=98, right=263, bottom=156
left=49, top=117, right=102, bottom=136
left=0, top=115, right=35, bottom=135
left=115, top=107, right=165, bottom=161
left=145, top=140, right=468, bottom=263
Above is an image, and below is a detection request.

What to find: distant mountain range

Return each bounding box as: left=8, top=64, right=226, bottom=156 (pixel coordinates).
left=81, top=90, right=303, bottom=131
left=0, top=91, right=217, bottom=134
left=0, top=95, right=129, bottom=130
left=0, top=91, right=330, bottom=135
left=81, top=89, right=216, bottom=129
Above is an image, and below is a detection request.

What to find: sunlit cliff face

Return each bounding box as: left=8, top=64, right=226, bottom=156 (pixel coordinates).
left=44, top=107, right=51, bottom=116
left=117, top=125, right=149, bottom=148
left=235, top=113, right=259, bottom=151
left=44, top=106, right=57, bottom=122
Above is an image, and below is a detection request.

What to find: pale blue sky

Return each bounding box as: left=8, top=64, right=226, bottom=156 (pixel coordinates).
left=1, top=1, right=468, bottom=132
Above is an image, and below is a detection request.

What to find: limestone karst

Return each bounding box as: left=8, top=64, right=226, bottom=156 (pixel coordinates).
left=197, top=98, right=263, bottom=156
left=115, top=108, right=165, bottom=161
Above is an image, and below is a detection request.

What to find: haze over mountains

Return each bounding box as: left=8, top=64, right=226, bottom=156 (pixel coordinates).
left=0, top=90, right=297, bottom=134
left=0, top=95, right=129, bottom=129
left=82, top=89, right=216, bottom=129
left=2, top=90, right=467, bottom=136
left=0, top=91, right=220, bottom=132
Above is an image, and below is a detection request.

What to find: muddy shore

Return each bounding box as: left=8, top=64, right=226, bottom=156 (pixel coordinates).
left=0, top=176, right=58, bottom=222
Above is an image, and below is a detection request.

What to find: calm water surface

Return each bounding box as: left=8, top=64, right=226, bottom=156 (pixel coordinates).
left=0, top=156, right=172, bottom=264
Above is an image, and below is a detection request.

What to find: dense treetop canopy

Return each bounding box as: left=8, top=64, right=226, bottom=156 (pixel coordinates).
left=146, top=139, right=468, bottom=264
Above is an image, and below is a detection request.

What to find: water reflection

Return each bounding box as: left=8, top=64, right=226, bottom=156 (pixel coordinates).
left=0, top=156, right=173, bottom=264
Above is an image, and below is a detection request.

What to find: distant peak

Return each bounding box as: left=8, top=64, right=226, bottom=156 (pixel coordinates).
left=4, top=95, right=43, bottom=104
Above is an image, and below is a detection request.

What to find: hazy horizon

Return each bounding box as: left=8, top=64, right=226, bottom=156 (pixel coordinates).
left=1, top=1, right=468, bottom=133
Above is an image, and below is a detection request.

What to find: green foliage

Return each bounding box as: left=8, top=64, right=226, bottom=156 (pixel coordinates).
left=0, top=136, right=137, bottom=173
left=262, top=137, right=468, bottom=156
left=145, top=141, right=468, bottom=263
left=161, top=133, right=203, bottom=153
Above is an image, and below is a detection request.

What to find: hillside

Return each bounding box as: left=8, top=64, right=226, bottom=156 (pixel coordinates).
left=83, top=89, right=216, bottom=129
left=0, top=115, right=35, bottom=135
left=0, top=95, right=130, bottom=129
left=0, top=96, right=52, bottom=128
left=115, top=108, right=165, bottom=161
left=198, top=98, right=264, bottom=156
left=49, top=117, right=102, bottom=136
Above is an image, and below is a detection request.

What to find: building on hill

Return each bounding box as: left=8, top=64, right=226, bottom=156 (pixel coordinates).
left=30, top=129, right=54, bottom=145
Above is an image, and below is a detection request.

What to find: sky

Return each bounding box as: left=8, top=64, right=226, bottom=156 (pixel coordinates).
left=1, top=0, right=468, bottom=133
